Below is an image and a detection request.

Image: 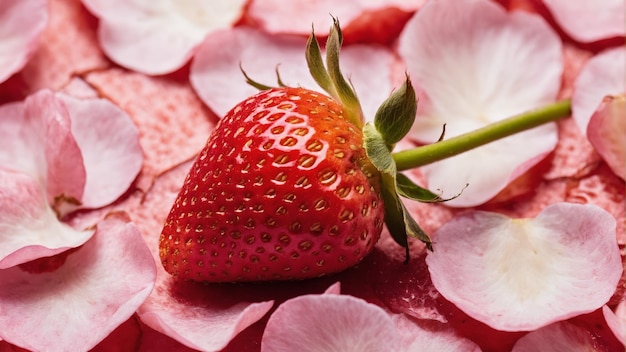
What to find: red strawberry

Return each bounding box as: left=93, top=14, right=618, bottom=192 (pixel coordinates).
left=159, top=86, right=384, bottom=282
left=160, top=19, right=434, bottom=282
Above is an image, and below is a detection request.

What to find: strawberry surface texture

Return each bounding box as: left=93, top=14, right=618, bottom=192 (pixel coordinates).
left=160, top=87, right=384, bottom=282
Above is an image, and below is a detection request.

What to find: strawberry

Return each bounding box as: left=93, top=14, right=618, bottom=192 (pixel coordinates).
left=160, top=86, right=384, bottom=281
left=160, top=19, right=435, bottom=282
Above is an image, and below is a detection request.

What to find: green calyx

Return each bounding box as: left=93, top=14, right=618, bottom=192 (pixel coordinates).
left=306, top=18, right=364, bottom=127
left=363, top=75, right=442, bottom=255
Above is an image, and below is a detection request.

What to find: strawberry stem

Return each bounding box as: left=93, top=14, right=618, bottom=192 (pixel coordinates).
left=392, top=99, right=572, bottom=171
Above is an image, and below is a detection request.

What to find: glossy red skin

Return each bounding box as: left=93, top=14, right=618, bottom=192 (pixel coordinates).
left=160, top=87, right=384, bottom=282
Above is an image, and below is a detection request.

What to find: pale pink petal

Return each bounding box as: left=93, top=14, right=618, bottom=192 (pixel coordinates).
left=324, top=281, right=341, bottom=295
left=392, top=314, right=481, bottom=352
left=398, top=0, right=562, bottom=207
left=0, top=169, right=93, bottom=269
left=426, top=203, right=622, bottom=331
left=261, top=294, right=401, bottom=351
left=419, top=128, right=557, bottom=207
left=512, top=321, right=604, bottom=352
left=604, top=303, right=626, bottom=346
left=0, top=90, right=86, bottom=205
left=542, top=0, right=625, bottom=43
left=246, top=0, right=422, bottom=39
left=0, top=0, right=109, bottom=97
left=28, top=91, right=86, bottom=204
left=190, top=26, right=396, bottom=121
left=0, top=101, right=33, bottom=175
left=587, top=95, right=626, bottom=180
left=0, top=0, right=47, bottom=83
left=572, top=47, right=625, bottom=133
left=82, top=0, right=247, bottom=75
left=0, top=213, right=156, bottom=352
left=56, top=93, right=143, bottom=213
left=138, top=276, right=274, bottom=351
left=60, top=77, right=99, bottom=99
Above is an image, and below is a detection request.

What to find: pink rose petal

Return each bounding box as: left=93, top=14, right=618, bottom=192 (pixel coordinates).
left=0, top=0, right=110, bottom=101
left=56, top=93, right=143, bottom=213
left=138, top=280, right=274, bottom=352
left=392, top=314, right=481, bottom=352
left=572, top=47, right=625, bottom=133
left=0, top=90, right=86, bottom=206
left=426, top=202, right=622, bottom=331
left=0, top=0, right=47, bottom=83
left=82, top=0, right=247, bottom=75
left=0, top=212, right=156, bottom=352
left=587, top=95, right=626, bottom=181
left=324, top=281, right=341, bottom=295
left=261, top=293, right=401, bottom=351
left=0, top=90, right=142, bottom=216
left=604, top=303, right=626, bottom=346
left=190, top=26, right=396, bottom=121
left=512, top=321, right=603, bottom=352
left=541, top=0, right=625, bottom=43
left=0, top=169, right=93, bottom=269
left=605, top=307, right=626, bottom=345
left=245, top=0, right=422, bottom=39
left=398, top=0, right=562, bottom=207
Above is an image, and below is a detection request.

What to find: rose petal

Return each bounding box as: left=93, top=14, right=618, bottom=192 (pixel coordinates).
left=0, top=169, right=93, bottom=269
left=0, top=212, right=156, bottom=352
left=0, top=101, right=32, bottom=174
left=60, top=77, right=99, bottom=99
left=0, top=0, right=47, bottom=83
left=398, top=0, right=562, bottom=207
left=420, top=127, right=557, bottom=207
left=392, top=314, right=481, bottom=352
left=511, top=321, right=604, bottom=352
left=56, top=93, right=143, bottom=213
left=82, top=0, right=246, bottom=75
left=0, top=90, right=87, bottom=205
left=587, top=95, right=626, bottom=181
left=426, top=202, right=622, bottom=331
left=190, top=26, right=396, bottom=121
left=324, top=281, right=341, bottom=295
left=572, top=47, right=626, bottom=133
left=541, top=0, right=625, bottom=43
left=0, top=0, right=109, bottom=100
left=139, top=281, right=274, bottom=352
left=604, top=303, right=626, bottom=346
left=245, top=0, right=422, bottom=39
left=261, top=294, right=401, bottom=351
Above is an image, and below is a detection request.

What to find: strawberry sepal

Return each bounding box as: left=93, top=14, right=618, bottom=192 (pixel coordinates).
left=306, top=18, right=364, bottom=127
left=363, top=120, right=433, bottom=254
left=373, top=75, right=417, bottom=148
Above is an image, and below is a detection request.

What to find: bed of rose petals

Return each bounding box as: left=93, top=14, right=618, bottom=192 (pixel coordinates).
left=0, top=0, right=624, bottom=351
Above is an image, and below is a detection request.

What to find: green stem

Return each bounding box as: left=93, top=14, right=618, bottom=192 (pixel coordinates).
left=392, top=99, right=571, bottom=171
